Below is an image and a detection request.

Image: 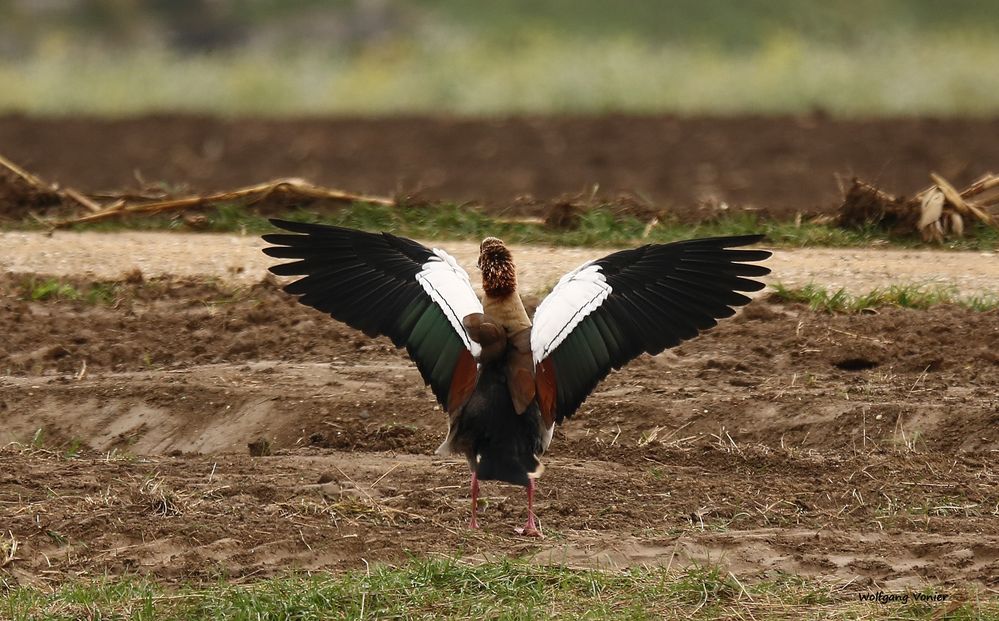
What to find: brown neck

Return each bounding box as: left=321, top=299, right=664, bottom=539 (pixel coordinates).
left=482, top=261, right=517, bottom=298
left=483, top=264, right=516, bottom=297
left=480, top=245, right=517, bottom=298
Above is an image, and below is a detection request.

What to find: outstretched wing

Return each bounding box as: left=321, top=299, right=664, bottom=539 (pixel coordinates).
left=262, top=219, right=482, bottom=413
left=531, top=235, right=771, bottom=423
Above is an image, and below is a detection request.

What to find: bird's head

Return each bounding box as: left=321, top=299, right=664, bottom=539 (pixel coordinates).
left=478, top=237, right=516, bottom=297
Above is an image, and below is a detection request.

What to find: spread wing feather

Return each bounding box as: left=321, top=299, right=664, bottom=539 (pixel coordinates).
left=262, top=219, right=482, bottom=412
left=531, top=235, right=771, bottom=423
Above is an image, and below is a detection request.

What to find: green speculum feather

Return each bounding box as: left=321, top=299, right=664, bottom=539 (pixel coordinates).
left=397, top=298, right=431, bottom=337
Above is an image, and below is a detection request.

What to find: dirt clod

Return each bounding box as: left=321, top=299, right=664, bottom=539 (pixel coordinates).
left=247, top=438, right=272, bottom=457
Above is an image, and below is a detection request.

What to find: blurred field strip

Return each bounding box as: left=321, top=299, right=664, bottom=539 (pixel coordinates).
left=3, top=33, right=999, bottom=116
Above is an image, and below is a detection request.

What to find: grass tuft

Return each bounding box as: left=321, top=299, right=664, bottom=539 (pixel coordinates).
left=771, top=283, right=999, bottom=313
left=2, top=557, right=994, bottom=620
left=25, top=279, right=83, bottom=302
left=16, top=276, right=121, bottom=305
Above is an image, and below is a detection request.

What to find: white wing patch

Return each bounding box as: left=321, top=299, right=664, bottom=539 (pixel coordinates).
left=416, top=248, right=484, bottom=358
left=531, top=261, right=611, bottom=364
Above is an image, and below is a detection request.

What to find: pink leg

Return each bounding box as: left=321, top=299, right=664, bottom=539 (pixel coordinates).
left=515, top=479, right=543, bottom=538
left=468, top=472, right=480, bottom=529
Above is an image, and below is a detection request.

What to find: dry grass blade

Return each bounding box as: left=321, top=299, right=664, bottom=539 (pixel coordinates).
left=960, top=172, right=999, bottom=207
left=0, top=530, right=19, bottom=568
left=0, top=152, right=48, bottom=188
left=948, top=211, right=964, bottom=237
left=637, top=425, right=663, bottom=447
left=929, top=172, right=992, bottom=223
left=930, top=173, right=972, bottom=215
left=918, top=188, right=944, bottom=230
left=918, top=188, right=945, bottom=241
left=641, top=216, right=659, bottom=238
left=960, top=172, right=999, bottom=197
left=0, top=152, right=111, bottom=214
left=62, top=187, right=104, bottom=213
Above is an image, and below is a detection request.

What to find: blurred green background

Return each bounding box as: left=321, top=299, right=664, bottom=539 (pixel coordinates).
left=2, top=0, right=998, bottom=116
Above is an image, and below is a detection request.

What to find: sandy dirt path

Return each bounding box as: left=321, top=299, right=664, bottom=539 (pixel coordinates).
left=1, top=231, right=997, bottom=295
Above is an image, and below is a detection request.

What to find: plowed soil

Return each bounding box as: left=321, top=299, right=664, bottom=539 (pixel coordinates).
left=2, top=264, right=998, bottom=591
left=2, top=112, right=999, bottom=594
left=3, top=114, right=999, bottom=219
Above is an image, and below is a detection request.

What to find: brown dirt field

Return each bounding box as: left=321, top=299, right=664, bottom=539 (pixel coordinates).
left=2, top=266, right=998, bottom=591
left=3, top=114, right=999, bottom=219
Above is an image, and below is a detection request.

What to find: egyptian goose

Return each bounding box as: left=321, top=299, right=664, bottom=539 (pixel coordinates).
left=263, top=220, right=771, bottom=536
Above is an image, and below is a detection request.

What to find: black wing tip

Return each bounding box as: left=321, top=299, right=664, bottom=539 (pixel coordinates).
left=266, top=219, right=332, bottom=234
left=740, top=279, right=768, bottom=292
left=267, top=218, right=302, bottom=232
left=686, top=233, right=767, bottom=249
left=265, top=220, right=419, bottom=253
left=682, top=233, right=773, bottom=266
left=260, top=237, right=297, bottom=250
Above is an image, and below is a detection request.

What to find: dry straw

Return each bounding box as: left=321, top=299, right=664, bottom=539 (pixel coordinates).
left=0, top=152, right=394, bottom=228
left=837, top=171, right=999, bottom=242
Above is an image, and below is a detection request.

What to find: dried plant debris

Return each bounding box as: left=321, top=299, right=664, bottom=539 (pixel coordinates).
left=0, top=152, right=393, bottom=227
left=838, top=172, right=999, bottom=242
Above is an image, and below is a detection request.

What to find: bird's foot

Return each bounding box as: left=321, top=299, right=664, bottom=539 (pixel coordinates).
left=468, top=516, right=480, bottom=529
left=514, top=518, right=543, bottom=538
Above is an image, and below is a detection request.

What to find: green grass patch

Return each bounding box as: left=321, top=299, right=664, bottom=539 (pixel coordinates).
left=15, top=276, right=119, bottom=305
left=14, top=202, right=999, bottom=251
left=15, top=276, right=121, bottom=304
left=7, top=274, right=259, bottom=310
left=23, top=279, right=82, bottom=302
left=3, top=557, right=993, bottom=620
left=771, top=282, right=999, bottom=313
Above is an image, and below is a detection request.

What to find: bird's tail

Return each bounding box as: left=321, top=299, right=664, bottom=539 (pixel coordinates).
left=475, top=450, right=543, bottom=487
